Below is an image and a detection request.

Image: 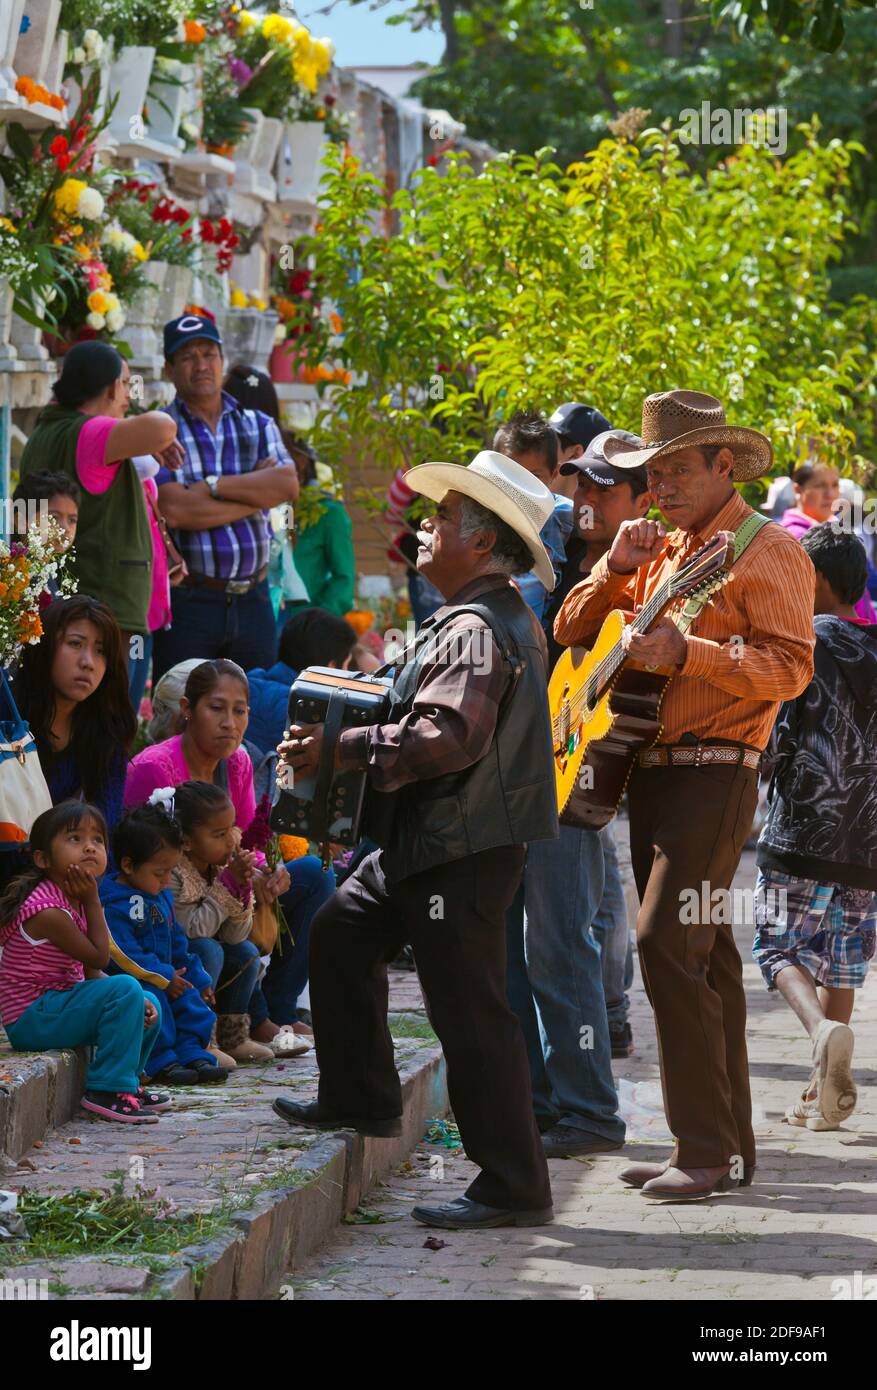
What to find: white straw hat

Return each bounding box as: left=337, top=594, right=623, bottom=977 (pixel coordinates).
left=404, top=450, right=557, bottom=590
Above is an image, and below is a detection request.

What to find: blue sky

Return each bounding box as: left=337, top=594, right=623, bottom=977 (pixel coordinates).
left=295, top=0, right=444, bottom=66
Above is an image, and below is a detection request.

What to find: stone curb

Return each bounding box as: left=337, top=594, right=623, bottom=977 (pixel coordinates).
left=2, top=1046, right=448, bottom=1301
left=0, top=1046, right=88, bottom=1162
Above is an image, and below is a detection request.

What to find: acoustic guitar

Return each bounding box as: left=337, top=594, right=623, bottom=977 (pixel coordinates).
left=549, top=531, right=735, bottom=830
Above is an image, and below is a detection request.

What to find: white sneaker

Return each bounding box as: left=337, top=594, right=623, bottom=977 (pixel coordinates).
left=811, top=1020, right=856, bottom=1125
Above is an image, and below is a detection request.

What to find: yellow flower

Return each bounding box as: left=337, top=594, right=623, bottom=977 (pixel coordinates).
left=54, top=177, right=87, bottom=218
left=249, top=294, right=267, bottom=311
left=132, top=241, right=148, bottom=262
left=104, top=292, right=121, bottom=313
left=73, top=241, right=91, bottom=259
left=238, top=9, right=257, bottom=32
left=230, top=287, right=247, bottom=308
left=87, top=289, right=109, bottom=314
left=312, top=37, right=332, bottom=77
left=69, top=224, right=83, bottom=236
left=291, top=25, right=311, bottom=53
left=0, top=216, right=16, bottom=233
left=262, top=13, right=294, bottom=43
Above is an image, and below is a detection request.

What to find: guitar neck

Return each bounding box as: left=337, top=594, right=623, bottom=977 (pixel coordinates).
left=595, top=574, right=676, bottom=695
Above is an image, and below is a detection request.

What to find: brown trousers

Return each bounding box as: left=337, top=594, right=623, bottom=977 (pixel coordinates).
left=628, top=760, right=759, bottom=1168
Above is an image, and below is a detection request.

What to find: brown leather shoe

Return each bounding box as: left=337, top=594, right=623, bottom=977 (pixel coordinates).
left=620, top=1161, right=669, bottom=1188
left=641, top=1165, right=737, bottom=1200
left=623, top=1159, right=755, bottom=1190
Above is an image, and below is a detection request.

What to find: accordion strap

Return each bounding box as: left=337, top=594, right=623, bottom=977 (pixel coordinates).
left=309, top=686, right=348, bottom=846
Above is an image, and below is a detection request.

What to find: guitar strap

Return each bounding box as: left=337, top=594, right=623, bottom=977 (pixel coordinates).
left=673, top=511, right=771, bottom=635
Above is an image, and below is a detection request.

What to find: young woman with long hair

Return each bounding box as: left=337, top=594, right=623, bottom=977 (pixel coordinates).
left=15, top=595, right=137, bottom=833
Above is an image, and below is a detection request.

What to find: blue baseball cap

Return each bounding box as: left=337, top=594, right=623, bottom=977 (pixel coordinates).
left=548, top=402, right=612, bottom=450
left=163, top=313, right=223, bottom=361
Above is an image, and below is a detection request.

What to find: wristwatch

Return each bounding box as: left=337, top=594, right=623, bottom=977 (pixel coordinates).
left=204, top=473, right=221, bottom=499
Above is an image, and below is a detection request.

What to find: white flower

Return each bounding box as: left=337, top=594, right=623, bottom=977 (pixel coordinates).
left=86, top=311, right=105, bottom=329
left=147, top=787, right=177, bottom=817
left=72, top=46, right=86, bottom=64
left=83, top=30, right=103, bottom=59
left=181, top=119, right=199, bottom=139
left=77, top=187, right=104, bottom=220
left=43, top=285, right=57, bottom=304
left=106, top=308, right=125, bottom=332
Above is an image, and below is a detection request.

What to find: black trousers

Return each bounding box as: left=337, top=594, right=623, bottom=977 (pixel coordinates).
left=309, top=845, right=552, bottom=1211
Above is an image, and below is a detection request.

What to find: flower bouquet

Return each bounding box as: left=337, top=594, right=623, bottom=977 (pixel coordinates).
left=229, top=9, right=333, bottom=122
left=0, top=73, right=121, bottom=341
left=0, top=523, right=76, bottom=669
left=240, top=793, right=291, bottom=954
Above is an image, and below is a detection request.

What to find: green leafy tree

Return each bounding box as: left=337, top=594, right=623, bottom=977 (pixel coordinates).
left=346, top=0, right=877, bottom=275
left=295, top=127, right=876, bottom=504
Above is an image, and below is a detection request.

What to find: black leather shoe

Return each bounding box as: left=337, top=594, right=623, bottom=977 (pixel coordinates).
left=609, top=1022, right=634, bottom=1058
left=411, top=1197, right=554, bottom=1230
left=272, top=1098, right=402, bottom=1138
left=541, top=1126, right=625, bottom=1159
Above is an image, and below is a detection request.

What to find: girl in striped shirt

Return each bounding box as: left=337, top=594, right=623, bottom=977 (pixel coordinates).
left=0, top=802, right=165, bottom=1124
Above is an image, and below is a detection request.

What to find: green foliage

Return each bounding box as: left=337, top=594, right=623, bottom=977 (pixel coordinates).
left=363, top=1, right=876, bottom=270
left=710, top=0, right=877, bottom=52
left=297, top=129, right=876, bottom=495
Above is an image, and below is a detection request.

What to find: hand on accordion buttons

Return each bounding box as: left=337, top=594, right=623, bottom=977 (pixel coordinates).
left=278, top=722, right=328, bottom=778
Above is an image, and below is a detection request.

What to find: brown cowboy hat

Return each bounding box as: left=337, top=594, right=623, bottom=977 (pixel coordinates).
left=602, top=390, right=772, bottom=482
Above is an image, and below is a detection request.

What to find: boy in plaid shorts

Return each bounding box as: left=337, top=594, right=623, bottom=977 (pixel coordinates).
left=753, top=523, right=877, bottom=1130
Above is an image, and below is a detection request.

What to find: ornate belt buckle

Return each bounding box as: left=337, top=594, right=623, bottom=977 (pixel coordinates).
left=226, top=578, right=251, bottom=596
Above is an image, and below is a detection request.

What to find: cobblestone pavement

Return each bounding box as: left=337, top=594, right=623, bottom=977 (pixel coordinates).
left=2, top=971, right=429, bottom=1210
left=290, top=844, right=877, bottom=1301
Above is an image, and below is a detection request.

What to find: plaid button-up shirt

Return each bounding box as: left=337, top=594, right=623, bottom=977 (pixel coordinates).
left=157, top=393, right=293, bottom=581
left=338, top=574, right=549, bottom=793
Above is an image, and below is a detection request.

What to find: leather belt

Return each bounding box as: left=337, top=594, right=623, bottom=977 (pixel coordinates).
left=638, top=744, right=761, bottom=771
left=182, top=565, right=268, bottom=596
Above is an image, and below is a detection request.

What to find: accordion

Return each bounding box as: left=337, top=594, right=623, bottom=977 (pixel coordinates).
left=269, top=666, right=394, bottom=857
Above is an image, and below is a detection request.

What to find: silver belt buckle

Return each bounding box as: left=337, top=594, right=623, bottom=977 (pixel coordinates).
left=226, top=578, right=252, bottom=596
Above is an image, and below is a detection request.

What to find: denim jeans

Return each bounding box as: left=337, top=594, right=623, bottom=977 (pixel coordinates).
left=128, top=631, right=153, bottom=713
left=591, top=822, right=634, bottom=1031
left=511, top=822, right=624, bottom=1143
left=152, top=579, right=277, bottom=682
left=188, top=937, right=262, bottom=1017
left=251, top=855, right=337, bottom=1025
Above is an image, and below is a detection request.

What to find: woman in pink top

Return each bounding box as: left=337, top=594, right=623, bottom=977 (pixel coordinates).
left=781, top=463, right=876, bottom=622
left=18, top=341, right=183, bottom=699
left=124, top=659, right=335, bottom=1054
left=0, top=801, right=165, bottom=1124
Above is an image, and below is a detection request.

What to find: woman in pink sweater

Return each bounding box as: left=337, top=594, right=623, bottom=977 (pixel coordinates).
left=781, top=463, right=875, bottom=622
left=124, top=659, right=334, bottom=1054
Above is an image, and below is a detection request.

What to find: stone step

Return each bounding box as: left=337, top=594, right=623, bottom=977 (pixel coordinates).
left=0, top=1040, right=88, bottom=1162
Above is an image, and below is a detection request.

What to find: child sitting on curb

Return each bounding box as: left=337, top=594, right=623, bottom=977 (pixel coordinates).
left=168, top=781, right=274, bottom=1065
left=753, top=524, right=877, bottom=1130
left=101, top=799, right=229, bottom=1087
left=0, top=802, right=165, bottom=1124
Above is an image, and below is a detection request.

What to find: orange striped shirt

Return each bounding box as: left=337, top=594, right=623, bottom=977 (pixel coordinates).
left=553, top=489, right=816, bottom=750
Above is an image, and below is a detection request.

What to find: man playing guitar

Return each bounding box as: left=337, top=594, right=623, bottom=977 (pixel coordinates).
left=555, top=390, right=815, bottom=1200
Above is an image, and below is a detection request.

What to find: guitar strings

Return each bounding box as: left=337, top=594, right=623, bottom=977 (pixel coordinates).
left=550, top=543, right=726, bottom=740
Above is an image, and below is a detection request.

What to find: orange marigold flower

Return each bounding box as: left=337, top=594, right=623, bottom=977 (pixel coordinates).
left=184, top=19, right=207, bottom=42
left=344, top=610, right=374, bottom=636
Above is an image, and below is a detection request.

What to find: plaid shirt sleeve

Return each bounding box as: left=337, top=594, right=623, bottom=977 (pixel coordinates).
left=337, top=617, right=510, bottom=793
left=263, top=417, right=294, bottom=467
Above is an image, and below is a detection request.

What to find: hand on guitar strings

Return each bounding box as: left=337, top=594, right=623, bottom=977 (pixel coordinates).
left=606, top=518, right=667, bottom=575
left=277, top=722, right=328, bottom=778
left=623, top=615, right=687, bottom=671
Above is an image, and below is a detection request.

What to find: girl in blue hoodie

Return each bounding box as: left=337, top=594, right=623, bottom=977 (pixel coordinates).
left=100, top=800, right=229, bottom=1086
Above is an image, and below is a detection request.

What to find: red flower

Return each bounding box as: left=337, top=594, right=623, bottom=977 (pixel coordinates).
left=56, top=153, right=71, bottom=171
left=49, top=135, right=68, bottom=155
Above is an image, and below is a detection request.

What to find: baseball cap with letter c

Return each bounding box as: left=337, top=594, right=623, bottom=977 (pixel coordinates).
left=163, top=314, right=223, bottom=361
